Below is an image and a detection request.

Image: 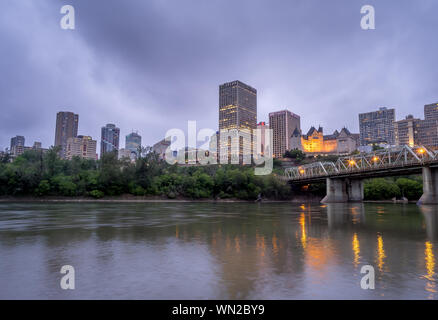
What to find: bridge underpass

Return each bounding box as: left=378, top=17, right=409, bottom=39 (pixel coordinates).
left=284, top=145, right=438, bottom=205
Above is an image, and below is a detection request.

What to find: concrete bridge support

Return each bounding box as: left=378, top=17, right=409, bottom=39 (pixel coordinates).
left=321, top=178, right=364, bottom=203
left=418, top=167, right=438, bottom=205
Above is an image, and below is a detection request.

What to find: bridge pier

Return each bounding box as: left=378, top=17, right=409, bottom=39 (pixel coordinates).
left=321, top=178, right=364, bottom=203
left=418, top=167, right=438, bottom=205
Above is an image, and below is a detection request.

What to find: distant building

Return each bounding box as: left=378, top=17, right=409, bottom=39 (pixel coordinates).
left=394, top=115, right=420, bottom=147
left=424, top=102, right=438, bottom=121
left=55, top=111, right=79, bottom=159
left=219, top=80, right=257, bottom=131
left=10, top=135, right=25, bottom=157
left=359, top=107, right=395, bottom=146
left=101, top=123, right=120, bottom=157
left=269, top=110, right=300, bottom=158
left=152, top=138, right=171, bottom=160
left=125, top=132, right=142, bottom=157
left=118, top=148, right=136, bottom=162
left=291, top=127, right=359, bottom=155
left=394, top=104, right=438, bottom=149
left=218, top=80, right=257, bottom=162
left=66, top=135, right=97, bottom=160
left=255, top=122, right=269, bottom=156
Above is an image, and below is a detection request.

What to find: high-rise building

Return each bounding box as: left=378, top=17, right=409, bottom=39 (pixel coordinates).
left=269, top=110, right=300, bottom=158
left=359, top=107, right=395, bottom=146
left=10, top=135, right=25, bottom=151
left=66, top=135, right=97, bottom=160
left=10, top=135, right=25, bottom=157
left=394, top=115, right=420, bottom=147
left=101, top=123, right=120, bottom=157
left=126, top=132, right=142, bottom=157
left=417, top=119, right=438, bottom=149
left=219, top=80, right=257, bottom=130
left=424, top=103, right=438, bottom=121
left=55, top=111, right=79, bottom=159
left=218, top=80, right=257, bottom=162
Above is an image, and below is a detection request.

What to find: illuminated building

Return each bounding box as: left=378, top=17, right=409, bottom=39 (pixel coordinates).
left=394, top=104, right=438, bottom=149
left=291, top=127, right=359, bottom=155
left=269, top=110, right=300, bottom=158
left=218, top=80, right=257, bottom=162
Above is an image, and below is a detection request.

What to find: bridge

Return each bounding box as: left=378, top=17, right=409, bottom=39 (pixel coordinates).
left=284, top=145, right=438, bottom=205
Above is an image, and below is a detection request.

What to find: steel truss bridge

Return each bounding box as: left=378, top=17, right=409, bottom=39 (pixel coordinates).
left=283, top=145, right=438, bottom=204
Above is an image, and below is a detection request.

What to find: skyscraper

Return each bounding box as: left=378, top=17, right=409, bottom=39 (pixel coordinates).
left=126, top=132, right=142, bottom=157
left=55, top=111, right=79, bottom=159
left=218, top=80, right=257, bottom=162
left=269, top=110, right=300, bottom=158
left=359, top=107, right=395, bottom=146
left=219, top=80, right=257, bottom=130
left=101, top=123, right=120, bottom=157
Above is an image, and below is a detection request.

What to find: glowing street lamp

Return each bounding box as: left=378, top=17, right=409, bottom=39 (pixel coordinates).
left=418, top=148, right=426, bottom=155
left=372, top=156, right=379, bottom=163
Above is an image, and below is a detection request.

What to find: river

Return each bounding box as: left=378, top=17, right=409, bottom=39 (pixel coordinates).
left=0, top=202, right=437, bottom=299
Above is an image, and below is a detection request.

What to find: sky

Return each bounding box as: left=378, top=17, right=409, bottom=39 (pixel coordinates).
left=1, top=0, right=437, bottom=154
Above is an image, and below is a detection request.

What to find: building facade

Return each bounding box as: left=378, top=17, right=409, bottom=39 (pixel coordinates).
left=55, top=111, right=79, bottom=159
left=291, top=127, right=359, bottom=155
left=101, top=123, right=120, bottom=157
left=359, top=107, right=395, bottom=146
left=424, top=103, right=438, bottom=121
left=218, top=80, right=257, bottom=162
left=66, top=135, right=97, bottom=160
left=10, top=135, right=25, bottom=156
left=269, top=110, right=300, bottom=158
left=394, top=115, right=420, bottom=147
left=394, top=104, right=438, bottom=149
left=125, top=132, right=142, bottom=157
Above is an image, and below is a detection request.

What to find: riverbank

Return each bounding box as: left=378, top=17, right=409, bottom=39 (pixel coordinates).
left=0, top=196, right=421, bottom=204
left=0, top=194, right=323, bottom=203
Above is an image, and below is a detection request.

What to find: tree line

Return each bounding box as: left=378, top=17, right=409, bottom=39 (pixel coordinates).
left=0, top=148, right=292, bottom=200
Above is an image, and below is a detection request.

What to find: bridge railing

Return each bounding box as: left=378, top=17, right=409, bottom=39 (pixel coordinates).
left=284, top=145, right=437, bottom=180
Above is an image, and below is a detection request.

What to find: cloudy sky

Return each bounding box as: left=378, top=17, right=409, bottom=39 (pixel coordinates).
left=1, top=0, right=437, bottom=153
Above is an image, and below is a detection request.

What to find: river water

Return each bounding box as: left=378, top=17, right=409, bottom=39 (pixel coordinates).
left=0, top=202, right=437, bottom=299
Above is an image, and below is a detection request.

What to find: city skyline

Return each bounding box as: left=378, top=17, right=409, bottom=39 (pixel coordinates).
left=1, top=1, right=438, bottom=152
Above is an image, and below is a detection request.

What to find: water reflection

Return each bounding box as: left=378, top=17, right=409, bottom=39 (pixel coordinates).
left=0, top=202, right=437, bottom=299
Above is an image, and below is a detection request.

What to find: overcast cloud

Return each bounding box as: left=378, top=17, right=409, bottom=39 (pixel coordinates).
left=0, top=0, right=437, bottom=153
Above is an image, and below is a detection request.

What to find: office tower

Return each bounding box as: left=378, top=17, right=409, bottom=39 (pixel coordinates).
left=101, top=123, right=120, bottom=157
left=125, top=132, right=142, bottom=157
left=66, top=135, right=97, bottom=160
left=424, top=103, right=438, bottom=121
left=359, top=107, right=395, bottom=146
left=394, top=115, right=420, bottom=147
left=218, top=80, right=257, bottom=162
left=269, top=110, right=300, bottom=158
left=219, top=80, right=257, bottom=130
left=55, top=111, right=79, bottom=159
left=32, top=141, right=42, bottom=149
left=10, top=135, right=25, bottom=157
